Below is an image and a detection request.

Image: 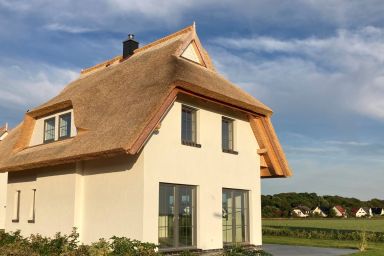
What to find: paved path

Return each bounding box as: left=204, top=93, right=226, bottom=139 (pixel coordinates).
left=263, top=244, right=358, bottom=256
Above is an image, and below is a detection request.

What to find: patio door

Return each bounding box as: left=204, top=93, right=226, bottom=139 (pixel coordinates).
left=158, top=183, right=196, bottom=249
left=222, top=188, right=249, bottom=244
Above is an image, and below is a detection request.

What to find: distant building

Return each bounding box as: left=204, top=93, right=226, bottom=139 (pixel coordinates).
left=292, top=206, right=311, bottom=218
left=352, top=207, right=372, bottom=218
left=371, top=207, right=384, bottom=216
left=311, top=206, right=328, bottom=217
left=332, top=205, right=347, bottom=217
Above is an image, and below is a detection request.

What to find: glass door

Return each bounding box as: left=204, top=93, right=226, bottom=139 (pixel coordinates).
left=159, top=183, right=196, bottom=249
left=222, top=188, right=249, bottom=244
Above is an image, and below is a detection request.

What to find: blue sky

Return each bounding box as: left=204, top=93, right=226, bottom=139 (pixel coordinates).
left=0, top=0, right=383, bottom=200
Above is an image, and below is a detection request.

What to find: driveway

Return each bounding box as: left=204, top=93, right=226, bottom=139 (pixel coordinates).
left=263, top=244, right=358, bottom=256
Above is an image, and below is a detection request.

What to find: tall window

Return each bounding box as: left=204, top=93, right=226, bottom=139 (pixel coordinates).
left=12, top=190, right=20, bottom=223
left=222, top=117, right=236, bottom=153
left=181, top=105, right=199, bottom=146
left=28, top=189, right=36, bottom=223
left=59, top=113, right=71, bottom=139
left=44, top=118, right=55, bottom=143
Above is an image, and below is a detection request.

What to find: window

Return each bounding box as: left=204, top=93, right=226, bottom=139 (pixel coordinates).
left=44, top=117, right=55, bottom=143
left=181, top=105, right=200, bottom=147
left=222, top=189, right=249, bottom=244
left=159, top=183, right=196, bottom=249
left=28, top=189, right=36, bottom=223
left=59, top=113, right=71, bottom=139
left=222, top=117, right=237, bottom=154
left=12, top=190, right=20, bottom=223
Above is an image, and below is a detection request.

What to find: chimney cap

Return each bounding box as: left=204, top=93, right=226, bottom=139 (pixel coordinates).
left=128, top=34, right=135, bottom=40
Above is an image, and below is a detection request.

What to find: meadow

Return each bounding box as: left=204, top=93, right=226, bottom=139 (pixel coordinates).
left=262, top=218, right=384, bottom=256
left=263, top=218, right=384, bottom=232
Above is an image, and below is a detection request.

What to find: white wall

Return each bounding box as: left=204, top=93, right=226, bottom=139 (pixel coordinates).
left=5, top=164, right=78, bottom=237
left=143, top=99, right=262, bottom=250
left=0, top=172, right=7, bottom=229
left=81, top=154, right=145, bottom=244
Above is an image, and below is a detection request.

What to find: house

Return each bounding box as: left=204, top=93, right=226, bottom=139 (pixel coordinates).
left=332, top=205, right=347, bottom=217
left=292, top=206, right=310, bottom=218
left=0, top=123, right=9, bottom=229
left=0, top=123, right=8, bottom=141
left=0, top=25, right=292, bottom=251
left=352, top=207, right=372, bottom=218
left=371, top=207, right=384, bottom=216
left=311, top=206, right=328, bottom=217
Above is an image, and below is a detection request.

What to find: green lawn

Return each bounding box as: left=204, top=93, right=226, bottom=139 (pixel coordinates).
left=264, top=236, right=384, bottom=256
left=263, top=218, right=384, bottom=232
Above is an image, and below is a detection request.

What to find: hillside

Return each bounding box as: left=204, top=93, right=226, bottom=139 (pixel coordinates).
left=262, top=192, right=384, bottom=218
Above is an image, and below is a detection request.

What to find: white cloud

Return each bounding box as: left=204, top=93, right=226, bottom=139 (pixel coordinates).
left=0, top=60, right=78, bottom=113
left=209, top=27, right=384, bottom=121
left=43, top=23, right=97, bottom=34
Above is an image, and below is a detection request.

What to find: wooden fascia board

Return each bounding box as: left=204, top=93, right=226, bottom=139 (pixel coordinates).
left=262, top=117, right=292, bottom=177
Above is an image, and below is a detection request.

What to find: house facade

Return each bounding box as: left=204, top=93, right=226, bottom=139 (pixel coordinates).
left=0, top=123, right=9, bottom=229
left=352, top=207, right=372, bottom=218
left=0, top=25, right=291, bottom=251
left=332, top=205, right=347, bottom=217
left=311, top=206, right=328, bottom=217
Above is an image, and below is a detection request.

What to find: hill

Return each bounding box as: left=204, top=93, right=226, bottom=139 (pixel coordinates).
left=262, top=192, right=384, bottom=217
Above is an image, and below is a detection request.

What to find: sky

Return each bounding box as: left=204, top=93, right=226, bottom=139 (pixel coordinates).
left=0, top=0, right=383, bottom=200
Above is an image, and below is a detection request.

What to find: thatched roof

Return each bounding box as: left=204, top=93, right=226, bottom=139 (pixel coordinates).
left=0, top=25, right=291, bottom=177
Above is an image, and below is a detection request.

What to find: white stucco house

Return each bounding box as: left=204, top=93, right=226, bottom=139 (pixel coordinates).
left=0, top=25, right=292, bottom=251
left=0, top=123, right=9, bottom=229
left=353, top=207, right=372, bottom=218
left=311, top=206, right=328, bottom=217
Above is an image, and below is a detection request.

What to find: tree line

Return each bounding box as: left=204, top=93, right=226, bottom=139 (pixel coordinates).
left=262, top=192, right=384, bottom=218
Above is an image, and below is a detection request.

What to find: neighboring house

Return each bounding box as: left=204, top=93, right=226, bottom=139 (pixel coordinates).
left=352, top=207, right=372, bottom=218
left=0, top=123, right=8, bottom=141
left=371, top=207, right=384, bottom=216
left=332, top=205, right=347, bottom=217
left=292, top=206, right=310, bottom=218
left=0, top=25, right=292, bottom=251
left=311, top=206, right=328, bottom=217
left=0, top=123, right=9, bottom=229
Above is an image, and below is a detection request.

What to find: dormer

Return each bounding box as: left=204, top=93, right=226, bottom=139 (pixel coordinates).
left=29, top=109, right=76, bottom=146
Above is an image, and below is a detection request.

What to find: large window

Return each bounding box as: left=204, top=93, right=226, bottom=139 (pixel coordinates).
left=59, top=113, right=71, bottom=139
left=159, top=183, right=196, bottom=249
left=44, top=118, right=55, bottom=143
left=222, top=189, right=249, bottom=244
left=181, top=105, right=200, bottom=147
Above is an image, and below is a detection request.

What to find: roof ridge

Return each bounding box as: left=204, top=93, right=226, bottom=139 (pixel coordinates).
left=134, top=24, right=194, bottom=54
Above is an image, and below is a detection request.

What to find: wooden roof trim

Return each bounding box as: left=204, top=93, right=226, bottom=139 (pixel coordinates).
left=249, top=116, right=292, bottom=178
left=80, top=55, right=123, bottom=76
left=29, top=100, right=73, bottom=119
left=175, top=81, right=269, bottom=117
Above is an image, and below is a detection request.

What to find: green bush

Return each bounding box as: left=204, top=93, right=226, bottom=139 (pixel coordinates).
left=224, top=245, right=273, bottom=256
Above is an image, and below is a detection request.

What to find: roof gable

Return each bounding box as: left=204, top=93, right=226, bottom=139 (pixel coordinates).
left=180, top=41, right=205, bottom=65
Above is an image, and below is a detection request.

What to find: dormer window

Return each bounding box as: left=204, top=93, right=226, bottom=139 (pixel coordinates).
left=59, top=113, right=71, bottom=139
left=43, top=118, right=55, bottom=143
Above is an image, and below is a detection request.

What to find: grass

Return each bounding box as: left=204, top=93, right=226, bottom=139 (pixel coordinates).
left=263, top=235, right=384, bottom=256
left=262, top=218, right=384, bottom=255
left=263, top=218, right=384, bottom=232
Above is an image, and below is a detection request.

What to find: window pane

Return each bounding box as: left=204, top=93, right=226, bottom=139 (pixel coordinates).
left=159, top=184, right=175, bottom=248
left=181, top=106, right=196, bottom=143
left=222, top=118, right=234, bottom=150
left=59, top=113, right=71, bottom=138
left=44, top=118, right=55, bottom=142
